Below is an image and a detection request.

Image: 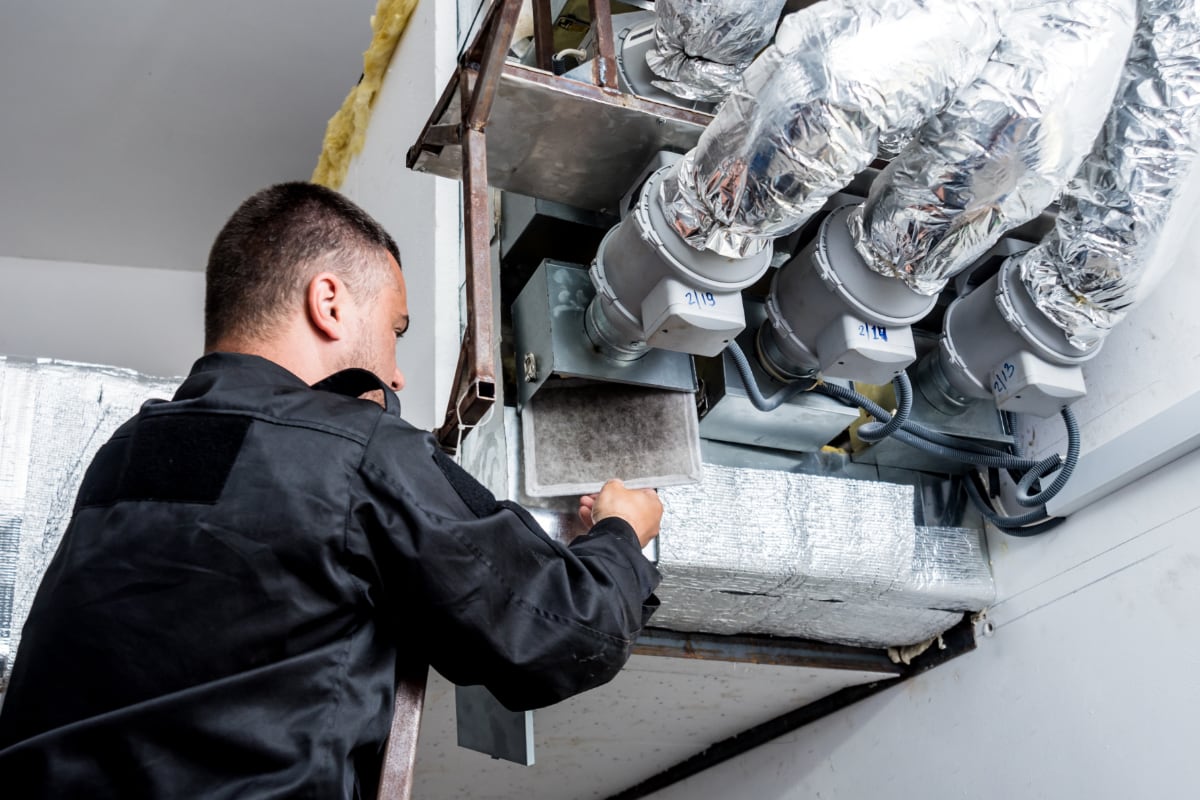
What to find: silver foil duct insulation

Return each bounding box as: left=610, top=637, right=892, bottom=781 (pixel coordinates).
left=663, top=0, right=1007, bottom=259
left=1014, top=0, right=1200, bottom=349
left=851, top=0, right=1137, bottom=295
left=653, top=465, right=994, bottom=648
left=0, top=357, right=181, bottom=693
left=644, top=0, right=788, bottom=103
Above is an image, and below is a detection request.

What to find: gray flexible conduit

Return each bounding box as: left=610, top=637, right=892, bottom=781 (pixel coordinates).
left=723, top=342, right=1082, bottom=535
left=726, top=340, right=816, bottom=410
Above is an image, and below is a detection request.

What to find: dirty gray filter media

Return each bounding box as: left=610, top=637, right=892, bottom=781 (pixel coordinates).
left=526, top=383, right=699, bottom=494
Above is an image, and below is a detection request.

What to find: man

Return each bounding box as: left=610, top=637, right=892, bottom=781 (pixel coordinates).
left=0, top=182, right=663, bottom=797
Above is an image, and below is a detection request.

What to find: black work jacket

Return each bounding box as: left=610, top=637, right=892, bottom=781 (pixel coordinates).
left=0, top=353, right=660, bottom=799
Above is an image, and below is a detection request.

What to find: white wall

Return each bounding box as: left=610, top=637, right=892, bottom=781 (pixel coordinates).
left=644, top=186, right=1200, bottom=800
left=644, top=450, right=1200, bottom=799
left=0, top=255, right=203, bottom=377
left=339, top=0, right=463, bottom=432
left=1, top=0, right=471, bottom=430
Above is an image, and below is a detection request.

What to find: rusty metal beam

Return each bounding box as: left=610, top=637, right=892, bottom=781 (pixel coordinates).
left=375, top=667, right=428, bottom=800
left=458, top=122, right=497, bottom=405
left=588, top=0, right=619, bottom=90
left=432, top=1, right=523, bottom=453
left=465, top=0, right=524, bottom=131
left=407, top=68, right=463, bottom=169
left=464, top=0, right=505, bottom=66
left=423, top=123, right=462, bottom=147
left=435, top=68, right=499, bottom=454
left=533, top=0, right=554, bottom=72
left=632, top=628, right=903, bottom=674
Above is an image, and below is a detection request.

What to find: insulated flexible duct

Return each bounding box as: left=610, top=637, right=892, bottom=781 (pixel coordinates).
left=849, top=0, right=1137, bottom=295
left=645, top=0, right=788, bottom=103
left=662, top=0, right=1008, bottom=259
left=1014, top=0, right=1200, bottom=349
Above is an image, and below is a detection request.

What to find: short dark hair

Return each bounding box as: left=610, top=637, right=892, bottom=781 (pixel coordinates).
left=204, top=182, right=401, bottom=348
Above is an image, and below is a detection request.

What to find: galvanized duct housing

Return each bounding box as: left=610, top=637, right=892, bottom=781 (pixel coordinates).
left=0, top=357, right=182, bottom=693
left=850, top=0, right=1137, bottom=295
left=662, top=0, right=1008, bottom=259
left=644, top=0, right=788, bottom=103
left=1014, top=0, right=1200, bottom=349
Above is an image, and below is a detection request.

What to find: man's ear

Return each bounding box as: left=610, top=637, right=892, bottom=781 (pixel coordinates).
left=306, top=272, right=350, bottom=341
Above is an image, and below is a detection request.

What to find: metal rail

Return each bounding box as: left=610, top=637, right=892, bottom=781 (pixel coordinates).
left=632, top=628, right=904, bottom=674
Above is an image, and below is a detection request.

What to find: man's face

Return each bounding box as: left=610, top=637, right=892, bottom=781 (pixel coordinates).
left=347, top=252, right=409, bottom=392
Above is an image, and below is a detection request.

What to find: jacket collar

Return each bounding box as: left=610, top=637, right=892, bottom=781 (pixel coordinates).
left=174, top=352, right=308, bottom=400
left=175, top=352, right=400, bottom=415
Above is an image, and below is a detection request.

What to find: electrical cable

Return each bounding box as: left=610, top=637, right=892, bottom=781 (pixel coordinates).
left=1013, top=406, right=1080, bottom=507
left=856, top=371, right=912, bottom=443
left=726, top=341, right=815, bottom=411
left=722, top=341, right=1080, bottom=536
left=964, top=471, right=1067, bottom=536
left=812, top=380, right=1055, bottom=470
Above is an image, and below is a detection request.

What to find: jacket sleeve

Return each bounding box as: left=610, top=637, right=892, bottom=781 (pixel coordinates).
left=354, top=421, right=661, bottom=711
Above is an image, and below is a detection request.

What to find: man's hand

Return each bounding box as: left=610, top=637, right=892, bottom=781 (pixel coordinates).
left=578, top=479, right=663, bottom=548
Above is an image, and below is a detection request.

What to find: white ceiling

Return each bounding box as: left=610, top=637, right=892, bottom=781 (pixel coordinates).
left=0, top=0, right=377, bottom=271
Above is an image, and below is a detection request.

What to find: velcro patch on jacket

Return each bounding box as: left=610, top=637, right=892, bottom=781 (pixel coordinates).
left=84, top=415, right=252, bottom=506
left=433, top=450, right=498, bottom=518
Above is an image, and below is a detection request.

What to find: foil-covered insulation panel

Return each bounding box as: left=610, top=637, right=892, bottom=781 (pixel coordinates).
left=653, top=466, right=994, bottom=648
left=0, top=357, right=181, bottom=693
left=1014, top=0, right=1200, bottom=349
left=663, top=0, right=1007, bottom=258
left=645, top=0, right=788, bottom=103
left=851, top=0, right=1137, bottom=295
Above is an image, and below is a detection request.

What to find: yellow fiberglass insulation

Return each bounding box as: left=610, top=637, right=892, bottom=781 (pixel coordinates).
left=312, top=0, right=420, bottom=189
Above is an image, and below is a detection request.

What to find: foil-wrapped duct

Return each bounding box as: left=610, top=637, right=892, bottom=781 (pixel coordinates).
left=851, top=0, right=1137, bottom=295
left=653, top=466, right=994, bottom=648
left=663, top=0, right=1007, bottom=259
left=0, top=357, right=181, bottom=694
left=461, top=411, right=995, bottom=649
left=644, top=0, right=788, bottom=103
left=1015, top=0, right=1200, bottom=349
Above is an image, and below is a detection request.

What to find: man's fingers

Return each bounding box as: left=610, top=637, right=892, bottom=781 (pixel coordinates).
left=586, top=478, right=664, bottom=547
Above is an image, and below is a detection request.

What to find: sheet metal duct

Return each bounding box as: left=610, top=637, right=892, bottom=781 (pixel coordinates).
left=850, top=0, right=1137, bottom=295
left=662, top=0, right=1007, bottom=259
left=1014, top=0, right=1200, bottom=349
left=644, top=0, right=788, bottom=103
left=0, top=357, right=181, bottom=693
